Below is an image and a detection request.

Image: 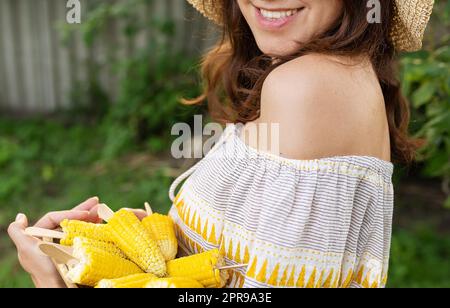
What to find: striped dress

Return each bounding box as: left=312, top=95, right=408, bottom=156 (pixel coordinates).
left=168, top=123, right=394, bottom=288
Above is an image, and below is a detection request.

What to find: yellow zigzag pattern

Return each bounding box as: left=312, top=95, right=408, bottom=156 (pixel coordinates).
left=176, top=196, right=219, bottom=246
left=174, top=194, right=387, bottom=288
left=240, top=253, right=383, bottom=288
left=228, top=271, right=245, bottom=288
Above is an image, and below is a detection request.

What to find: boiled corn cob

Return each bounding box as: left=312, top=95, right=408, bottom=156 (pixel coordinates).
left=96, top=273, right=156, bottom=288
left=145, top=277, right=204, bottom=288
left=142, top=213, right=178, bottom=261
left=107, top=209, right=166, bottom=276
left=60, top=219, right=112, bottom=246
left=72, top=237, right=126, bottom=258
left=67, top=237, right=143, bottom=287
left=166, top=249, right=228, bottom=288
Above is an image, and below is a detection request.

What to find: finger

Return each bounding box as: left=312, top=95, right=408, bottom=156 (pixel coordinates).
left=87, top=205, right=104, bottom=224
left=34, top=210, right=90, bottom=229
left=124, top=208, right=148, bottom=220
left=72, top=197, right=100, bottom=211
left=8, top=214, right=33, bottom=247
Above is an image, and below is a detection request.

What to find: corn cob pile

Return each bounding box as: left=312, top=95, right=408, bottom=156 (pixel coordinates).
left=56, top=207, right=231, bottom=288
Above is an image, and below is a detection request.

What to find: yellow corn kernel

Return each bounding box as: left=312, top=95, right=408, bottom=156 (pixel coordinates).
left=167, top=249, right=229, bottom=288
left=67, top=237, right=142, bottom=287
left=145, top=277, right=204, bottom=288
left=107, top=209, right=166, bottom=277
left=96, top=273, right=156, bottom=288
left=142, top=213, right=178, bottom=261
left=60, top=219, right=112, bottom=246
left=73, top=237, right=126, bottom=258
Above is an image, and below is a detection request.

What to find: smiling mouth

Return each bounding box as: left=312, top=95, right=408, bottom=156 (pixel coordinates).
left=256, top=6, right=304, bottom=21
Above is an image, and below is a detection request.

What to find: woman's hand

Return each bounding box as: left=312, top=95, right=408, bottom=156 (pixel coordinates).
left=7, top=197, right=100, bottom=288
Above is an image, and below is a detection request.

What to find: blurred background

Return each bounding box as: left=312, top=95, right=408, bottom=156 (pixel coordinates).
left=0, top=0, right=449, bottom=288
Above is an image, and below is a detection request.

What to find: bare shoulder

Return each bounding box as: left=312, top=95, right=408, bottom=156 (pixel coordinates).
left=257, top=54, right=390, bottom=161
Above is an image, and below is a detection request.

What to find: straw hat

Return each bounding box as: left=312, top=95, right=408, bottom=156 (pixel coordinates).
left=186, top=0, right=434, bottom=52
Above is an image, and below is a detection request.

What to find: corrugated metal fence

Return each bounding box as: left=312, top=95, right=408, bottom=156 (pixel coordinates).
left=0, top=0, right=216, bottom=113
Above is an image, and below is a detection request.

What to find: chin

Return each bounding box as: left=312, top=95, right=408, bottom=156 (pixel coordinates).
left=255, top=37, right=302, bottom=56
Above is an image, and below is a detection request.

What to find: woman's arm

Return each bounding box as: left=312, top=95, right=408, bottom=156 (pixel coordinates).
left=7, top=197, right=100, bottom=288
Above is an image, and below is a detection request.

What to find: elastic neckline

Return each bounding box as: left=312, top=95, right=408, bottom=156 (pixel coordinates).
left=226, top=123, right=394, bottom=177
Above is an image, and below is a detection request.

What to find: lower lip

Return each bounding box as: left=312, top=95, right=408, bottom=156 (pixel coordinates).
left=254, top=6, right=301, bottom=30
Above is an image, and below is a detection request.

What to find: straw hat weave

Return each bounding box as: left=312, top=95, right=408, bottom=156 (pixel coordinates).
left=186, top=0, right=434, bottom=52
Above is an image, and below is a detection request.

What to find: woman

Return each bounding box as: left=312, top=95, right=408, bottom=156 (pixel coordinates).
left=9, top=0, right=433, bottom=288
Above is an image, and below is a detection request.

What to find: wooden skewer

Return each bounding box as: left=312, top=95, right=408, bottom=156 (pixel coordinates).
left=39, top=242, right=79, bottom=288
left=176, top=240, right=191, bottom=258
left=216, top=264, right=248, bottom=271
left=25, top=227, right=65, bottom=240
left=41, top=238, right=79, bottom=289
left=98, top=203, right=115, bottom=222
left=38, top=242, right=77, bottom=264
left=144, top=202, right=153, bottom=216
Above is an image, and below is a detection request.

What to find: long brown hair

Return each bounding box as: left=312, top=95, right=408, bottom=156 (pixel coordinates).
left=184, top=0, right=421, bottom=164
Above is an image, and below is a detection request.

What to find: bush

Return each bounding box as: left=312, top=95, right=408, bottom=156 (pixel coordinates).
left=60, top=0, right=204, bottom=159
left=389, top=227, right=450, bottom=288
left=401, top=1, right=450, bottom=207
left=0, top=118, right=102, bottom=203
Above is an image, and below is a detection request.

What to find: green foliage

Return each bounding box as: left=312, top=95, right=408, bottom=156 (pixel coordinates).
left=402, top=49, right=450, bottom=178
left=0, top=118, right=101, bottom=203
left=0, top=250, right=33, bottom=288
left=401, top=1, right=450, bottom=206
left=0, top=116, right=177, bottom=219
left=389, top=227, right=450, bottom=288
left=100, top=46, right=202, bottom=159
left=60, top=0, right=204, bottom=159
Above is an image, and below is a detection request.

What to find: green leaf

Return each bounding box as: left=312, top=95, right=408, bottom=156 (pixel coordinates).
left=423, top=150, right=450, bottom=177
left=412, top=82, right=437, bottom=108
left=435, top=46, right=450, bottom=62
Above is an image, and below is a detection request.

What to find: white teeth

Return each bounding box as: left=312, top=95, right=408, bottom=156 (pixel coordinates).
left=260, top=8, right=299, bottom=20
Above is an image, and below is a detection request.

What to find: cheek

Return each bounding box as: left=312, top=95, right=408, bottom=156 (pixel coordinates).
left=315, top=0, right=343, bottom=29
left=238, top=0, right=254, bottom=24
left=298, top=1, right=343, bottom=38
